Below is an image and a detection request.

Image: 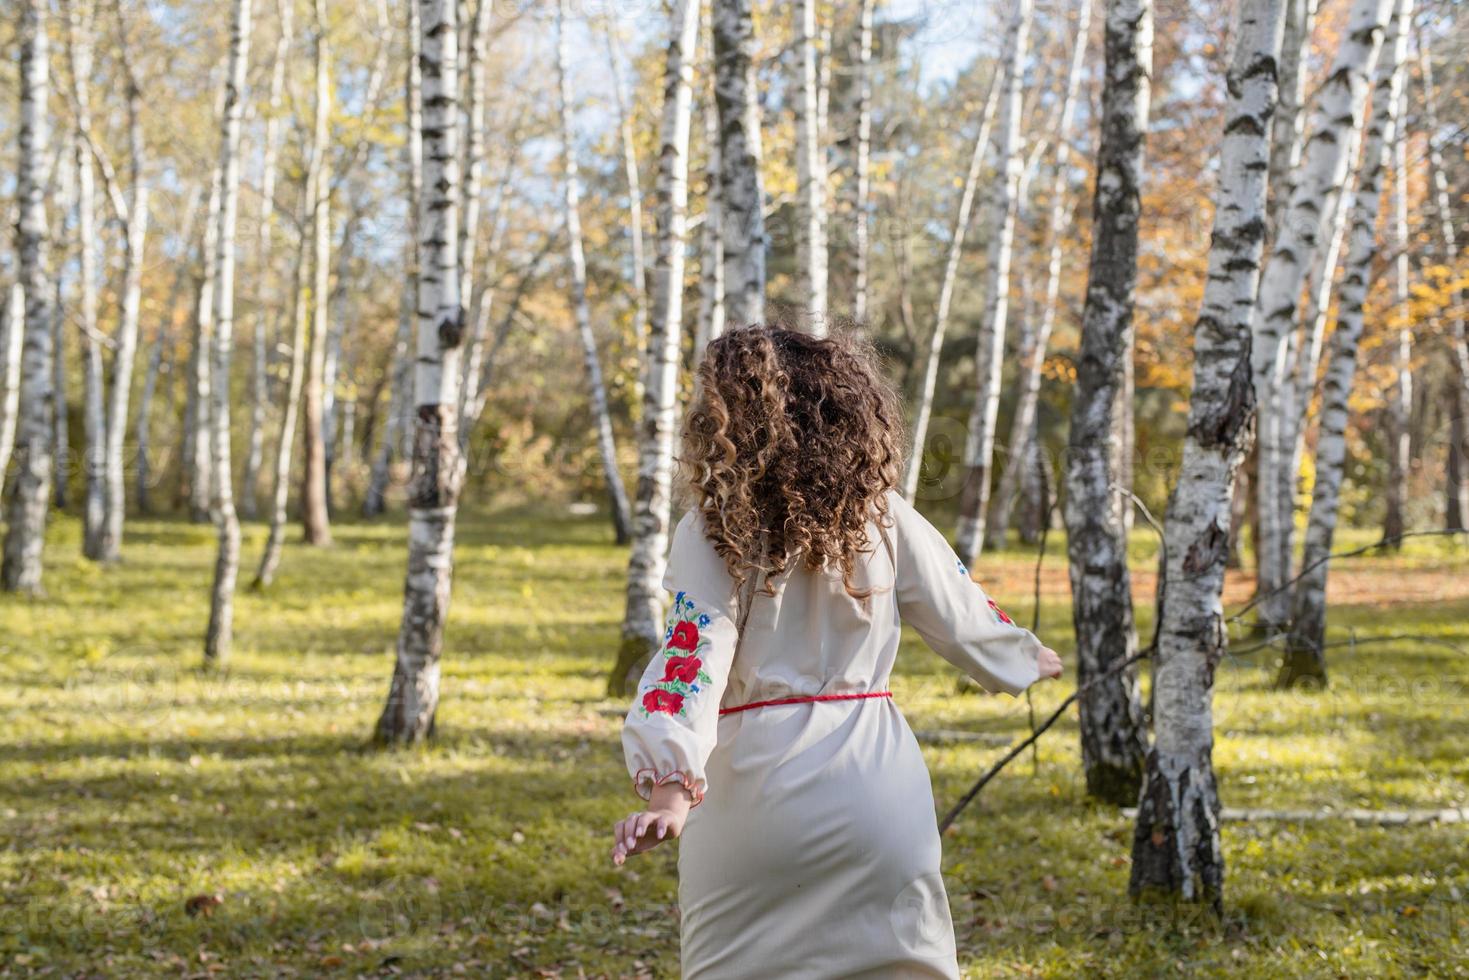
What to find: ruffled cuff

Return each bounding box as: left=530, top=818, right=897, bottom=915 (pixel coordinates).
left=632, top=768, right=706, bottom=807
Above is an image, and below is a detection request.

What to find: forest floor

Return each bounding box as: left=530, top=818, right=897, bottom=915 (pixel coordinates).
left=0, top=503, right=1466, bottom=978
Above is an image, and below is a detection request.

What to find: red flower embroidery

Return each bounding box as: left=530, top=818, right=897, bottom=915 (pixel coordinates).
left=662, top=655, right=703, bottom=684
left=669, top=620, right=699, bottom=651
left=642, top=689, right=685, bottom=714
left=988, top=597, right=1015, bottom=626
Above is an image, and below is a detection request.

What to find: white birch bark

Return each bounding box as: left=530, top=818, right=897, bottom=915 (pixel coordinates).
left=1283, top=0, right=1412, bottom=685
left=0, top=284, right=22, bottom=492
left=2, top=0, right=54, bottom=595
left=954, top=0, right=1035, bottom=565
left=204, top=0, right=253, bottom=666
left=242, top=0, right=292, bottom=521
left=188, top=164, right=223, bottom=523
left=901, top=72, right=1001, bottom=501
left=605, top=23, right=650, bottom=381
left=850, top=0, right=876, bottom=324
left=694, top=12, right=724, bottom=360
left=1062, top=0, right=1153, bottom=805
left=50, top=177, right=70, bottom=513
left=555, top=0, right=633, bottom=544
left=365, top=0, right=423, bottom=518
left=301, top=0, right=332, bottom=547
left=376, top=0, right=467, bottom=744
left=794, top=0, right=828, bottom=330
left=1380, top=109, right=1411, bottom=545
left=613, top=0, right=701, bottom=697
left=1266, top=0, right=1318, bottom=240
left=1250, top=0, right=1393, bottom=630
left=712, top=0, right=767, bottom=329
left=1130, top=0, right=1287, bottom=904
left=987, top=0, right=1092, bottom=549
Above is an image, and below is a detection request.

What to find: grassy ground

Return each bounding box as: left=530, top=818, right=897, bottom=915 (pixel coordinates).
left=0, top=505, right=1465, bottom=978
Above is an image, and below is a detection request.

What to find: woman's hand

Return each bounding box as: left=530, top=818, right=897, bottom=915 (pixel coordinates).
left=611, top=782, right=693, bottom=866
left=1037, top=646, right=1063, bottom=680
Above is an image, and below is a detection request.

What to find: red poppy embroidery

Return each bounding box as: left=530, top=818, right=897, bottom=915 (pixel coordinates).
left=662, top=655, right=702, bottom=684
left=669, top=620, right=699, bottom=651
left=642, top=689, right=685, bottom=714
left=988, top=597, right=1015, bottom=626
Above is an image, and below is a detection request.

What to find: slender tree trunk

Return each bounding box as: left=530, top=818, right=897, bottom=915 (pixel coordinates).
left=1449, top=403, right=1466, bottom=532
left=606, top=24, right=650, bottom=382
left=50, top=202, right=70, bottom=513
left=1130, top=0, right=1286, bottom=907
left=694, top=13, right=724, bottom=360
left=457, top=0, right=494, bottom=321
left=0, top=284, right=22, bottom=491
left=901, top=72, right=1001, bottom=501
left=187, top=167, right=223, bottom=523
left=850, top=0, right=876, bottom=324
left=375, top=0, right=467, bottom=745
left=366, top=2, right=423, bottom=518
left=1062, top=0, right=1153, bottom=806
left=953, top=0, right=1033, bottom=565
left=611, top=0, right=701, bottom=697
left=321, top=215, right=355, bottom=512
left=987, top=0, right=1092, bottom=549
left=1266, top=0, right=1317, bottom=241
left=1250, top=0, right=1393, bottom=631
left=301, top=3, right=333, bottom=547
left=712, top=0, right=766, bottom=329
left=3, top=0, right=54, bottom=595
left=555, top=0, right=633, bottom=544
left=242, top=0, right=292, bottom=521
left=203, top=0, right=253, bottom=667
left=1283, top=0, right=1412, bottom=685
left=99, top=35, right=149, bottom=563
left=1380, top=116, right=1412, bottom=547
left=794, top=0, right=828, bottom=330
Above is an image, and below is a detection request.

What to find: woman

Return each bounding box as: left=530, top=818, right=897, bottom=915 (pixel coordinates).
left=612, top=326, right=1063, bottom=978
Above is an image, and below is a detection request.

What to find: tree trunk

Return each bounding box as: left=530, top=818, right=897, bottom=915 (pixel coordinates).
left=0, top=284, right=22, bottom=492
left=611, top=0, right=700, bottom=698
left=1250, top=0, right=1393, bottom=632
left=365, top=0, right=423, bottom=519
left=3, top=0, right=54, bottom=595
left=1061, top=0, right=1154, bottom=806
left=901, top=72, right=1001, bottom=501
left=188, top=165, right=224, bottom=523
left=794, top=0, right=828, bottom=331
left=242, top=0, right=292, bottom=522
left=375, top=0, right=467, bottom=745
left=987, top=0, right=1092, bottom=550
left=1380, top=114, right=1411, bottom=548
left=50, top=206, right=69, bottom=513
left=953, top=0, right=1034, bottom=566
left=554, top=0, right=633, bottom=545
left=850, top=0, right=876, bottom=324
left=1130, top=0, right=1287, bottom=907
left=712, top=0, right=766, bottom=330
left=203, top=0, right=253, bottom=667
left=300, top=3, right=333, bottom=547
left=1449, top=402, right=1466, bottom=532
left=606, top=23, right=650, bottom=383
left=694, top=11, right=724, bottom=360
left=1265, top=0, right=1317, bottom=240
left=1282, top=0, right=1412, bottom=686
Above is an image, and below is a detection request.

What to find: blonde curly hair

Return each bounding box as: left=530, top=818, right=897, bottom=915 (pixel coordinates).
left=680, top=324, right=905, bottom=601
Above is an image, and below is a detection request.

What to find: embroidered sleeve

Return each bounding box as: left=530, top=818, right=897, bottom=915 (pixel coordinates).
left=622, top=590, right=737, bottom=806
left=890, top=493, right=1043, bottom=696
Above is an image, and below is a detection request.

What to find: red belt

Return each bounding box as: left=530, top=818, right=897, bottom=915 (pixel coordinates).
left=718, top=691, right=893, bottom=716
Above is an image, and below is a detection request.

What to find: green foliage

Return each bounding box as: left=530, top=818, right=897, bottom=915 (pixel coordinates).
left=0, top=511, right=1464, bottom=976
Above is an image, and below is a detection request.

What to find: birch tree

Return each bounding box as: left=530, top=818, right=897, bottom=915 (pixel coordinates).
left=554, top=0, right=633, bottom=544
left=694, top=40, right=724, bottom=360
left=3, top=0, right=55, bottom=595
left=988, top=0, right=1092, bottom=549
left=605, top=22, right=649, bottom=375
left=953, top=0, right=1033, bottom=565
left=901, top=73, right=1001, bottom=501
left=1061, top=0, right=1153, bottom=804
left=0, top=285, right=21, bottom=490
left=1130, top=0, right=1287, bottom=905
left=301, top=0, right=333, bottom=547
left=794, top=0, right=828, bottom=329
left=1250, top=0, right=1393, bottom=632
left=1266, top=0, right=1317, bottom=239
left=187, top=164, right=223, bottom=523
left=712, top=0, right=766, bottom=329
left=242, top=0, right=292, bottom=521
left=613, top=0, right=701, bottom=697
left=850, top=0, right=876, bottom=324
left=1380, top=113, right=1412, bottom=546
left=204, top=0, right=253, bottom=666
left=375, top=0, right=468, bottom=745
left=1282, top=0, right=1411, bottom=685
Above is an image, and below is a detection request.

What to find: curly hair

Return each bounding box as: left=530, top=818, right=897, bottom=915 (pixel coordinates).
left=680, top=324, right=905, bottom=602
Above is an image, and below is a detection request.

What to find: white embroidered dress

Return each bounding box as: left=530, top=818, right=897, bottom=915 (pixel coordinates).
left=622, top=492, right=1044, bottom=979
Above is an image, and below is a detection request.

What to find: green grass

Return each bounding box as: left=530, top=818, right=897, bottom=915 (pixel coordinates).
left=0, top=506, right=1465, bottom=977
